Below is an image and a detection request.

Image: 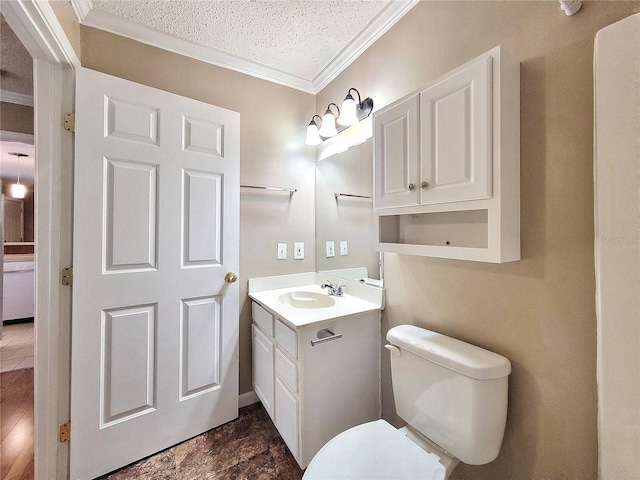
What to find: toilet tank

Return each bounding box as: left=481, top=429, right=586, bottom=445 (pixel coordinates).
left=387, top=325, right=511, bottom=465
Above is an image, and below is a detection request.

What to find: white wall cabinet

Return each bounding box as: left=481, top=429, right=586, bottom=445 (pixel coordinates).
left=251, top=301, right=379, bottom=469
left=373, top=46, right=520, bottom=263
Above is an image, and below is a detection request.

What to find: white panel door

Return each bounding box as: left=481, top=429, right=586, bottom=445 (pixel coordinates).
left=420, top=56, right=493, bottom=204
left=373, top=95, right=419, bottom=209
left=71, top=67, right=240, bottom=479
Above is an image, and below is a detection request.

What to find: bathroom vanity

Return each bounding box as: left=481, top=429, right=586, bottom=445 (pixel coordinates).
left=248, top=273, right=384, bottom=468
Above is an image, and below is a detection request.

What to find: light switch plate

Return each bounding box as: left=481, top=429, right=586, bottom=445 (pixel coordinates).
left=326, top=241, right=335, bottom=258
left=340, top=241, right=348, bottom=256
left=294, top=242, right=304, bottom=260
left=277, top=243, right=287, bottom=260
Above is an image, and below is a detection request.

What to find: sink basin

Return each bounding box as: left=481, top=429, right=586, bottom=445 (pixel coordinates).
left=278, top=291, right=336, bottom=309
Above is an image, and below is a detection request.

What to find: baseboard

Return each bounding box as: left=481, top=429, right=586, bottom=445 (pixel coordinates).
left=239, top=390, right=260, bottom=408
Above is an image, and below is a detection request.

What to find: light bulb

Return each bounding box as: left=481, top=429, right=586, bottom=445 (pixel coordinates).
left=305, top=122, right=322, bottom=146
left=337, top=94, right=358, bottom=126
left=318, top=109, right=338, bottom=138
left=11, top=183, right=26, bottom=199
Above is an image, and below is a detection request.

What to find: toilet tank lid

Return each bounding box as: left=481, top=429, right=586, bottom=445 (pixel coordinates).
left=387, top=325, right=511, bottom=380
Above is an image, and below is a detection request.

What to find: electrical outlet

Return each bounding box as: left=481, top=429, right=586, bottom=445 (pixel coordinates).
left=340, top=241, right=348, bottom=256
left=277, top=243, right=287, bottom=260
left=326, top=241, right=335, bottom=258
left=294, top=242, right=304, bottom=260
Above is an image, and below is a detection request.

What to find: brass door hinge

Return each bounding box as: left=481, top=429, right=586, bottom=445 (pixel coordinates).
left=64, top=113, right=75, bottom=132
left=59, top=422, right=71, bottom=442
left=61, top=267, right=73, bottom=286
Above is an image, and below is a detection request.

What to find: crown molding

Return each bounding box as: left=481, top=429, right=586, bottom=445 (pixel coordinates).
left=312, top=0, right=419, bottom=93
left=71, top=0, right=316, bottom=93
left=71, top=0, right=92, bottom=21
left=0, top=89, right=34, bottom=107
left=71, top=0, right=417, bottom=95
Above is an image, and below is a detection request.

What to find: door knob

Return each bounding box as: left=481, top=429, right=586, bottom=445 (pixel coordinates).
left=225, top=272, right=238, bottom=284
left=408, top=183, right=415, bottom=191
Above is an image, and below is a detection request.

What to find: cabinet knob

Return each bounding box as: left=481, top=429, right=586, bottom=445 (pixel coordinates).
left=421, top=181, right=430, bottom=189
left=408, top=183, right=415, bottom=191
left=225, top=272, right=238, bottom=284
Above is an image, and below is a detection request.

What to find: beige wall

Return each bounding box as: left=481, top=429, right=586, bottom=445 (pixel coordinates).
left=0, top=102, right=33, bottom=134
left=318, top=1, right=639, bottom=479
left=80, top=26, right=317, bottom=395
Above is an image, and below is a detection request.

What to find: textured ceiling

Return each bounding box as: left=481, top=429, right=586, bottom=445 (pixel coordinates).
left=0, top=13, right=33, bottom=95
left=88, top=0, right=392, bottom=83
left=75, top=0, right=418, bottom=92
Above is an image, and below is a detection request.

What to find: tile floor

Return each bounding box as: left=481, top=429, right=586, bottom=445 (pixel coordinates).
left=0, top=321, right=34, bottom=373
left=99, top=402, right=304, bottom=480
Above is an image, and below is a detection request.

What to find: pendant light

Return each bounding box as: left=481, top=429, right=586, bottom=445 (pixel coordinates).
left=9, top=152, right=27, bottom=199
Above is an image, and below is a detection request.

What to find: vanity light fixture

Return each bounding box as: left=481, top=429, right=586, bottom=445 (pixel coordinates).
left=305, top=115, right=323, bottom=146
left=304, top=88, right=374, bottom=145
left=318, top=103, right=340, bottom=138
left=337, top=88, right=374, bottom=127
left=8, top=152, right=27, bottom=199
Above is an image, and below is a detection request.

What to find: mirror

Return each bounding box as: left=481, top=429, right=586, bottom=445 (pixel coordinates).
left=315, top=138, right=382, bottom=287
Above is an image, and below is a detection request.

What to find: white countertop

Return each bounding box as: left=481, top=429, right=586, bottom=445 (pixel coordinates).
left=248, top=272, right=384, bottom=328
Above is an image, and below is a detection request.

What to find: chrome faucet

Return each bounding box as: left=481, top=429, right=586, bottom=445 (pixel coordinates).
left=321, top=281, right=346, bottom=297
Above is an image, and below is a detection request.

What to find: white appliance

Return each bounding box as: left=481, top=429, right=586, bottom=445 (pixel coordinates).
left=3, top=256, right=35, bottom=321
left=303, top=325, right=511, bottom=479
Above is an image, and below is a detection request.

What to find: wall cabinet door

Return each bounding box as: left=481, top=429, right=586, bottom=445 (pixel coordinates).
left=373, top=95, right=419, bottom=209
left=252, top=324, right=275, bottom=419
left=420, top=56, right=493, bottom=204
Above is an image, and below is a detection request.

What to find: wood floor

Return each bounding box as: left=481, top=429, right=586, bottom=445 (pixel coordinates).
left=0, top=367, right=34, bottom=480
left=0, top=368, right=302, bottom=480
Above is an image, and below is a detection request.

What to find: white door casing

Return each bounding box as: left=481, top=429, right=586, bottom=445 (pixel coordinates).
left=71, top=68, right=240, bottom=479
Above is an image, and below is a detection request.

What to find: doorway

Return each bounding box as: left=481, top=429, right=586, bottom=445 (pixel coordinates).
left=0, top=11, right=36, bottom=479
left=0, top=1, right=78, bottom=478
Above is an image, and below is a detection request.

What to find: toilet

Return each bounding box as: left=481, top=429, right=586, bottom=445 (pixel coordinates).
left=303, top=325, right=511, bottom=480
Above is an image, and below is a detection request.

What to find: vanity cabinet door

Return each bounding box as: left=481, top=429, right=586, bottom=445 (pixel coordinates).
left=252, top=324, right=275, bottom=419
left=373, top=94, right=420, bottom=209
left=419, top=55, right=493, bottom=205
left=275, top=377, right=300, bottom=460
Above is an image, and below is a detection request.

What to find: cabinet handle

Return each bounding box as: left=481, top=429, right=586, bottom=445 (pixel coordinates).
left=421, top=181, right=430, bottom=189
left=408, top=183, right=415, bottom=191
left=311, top=333, right=343, bottom=346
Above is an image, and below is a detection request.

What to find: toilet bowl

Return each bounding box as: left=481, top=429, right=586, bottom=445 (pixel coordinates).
left=303, top=325, right=511, bottom=480
left=303, top=419, right=457, bottom=480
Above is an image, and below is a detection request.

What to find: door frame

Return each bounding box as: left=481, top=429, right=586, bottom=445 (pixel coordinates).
left=0, top=1, right=79, bottom=478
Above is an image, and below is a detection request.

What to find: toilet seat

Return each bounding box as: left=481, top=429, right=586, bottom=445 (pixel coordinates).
left=303, top=420, right=447, bottom=480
